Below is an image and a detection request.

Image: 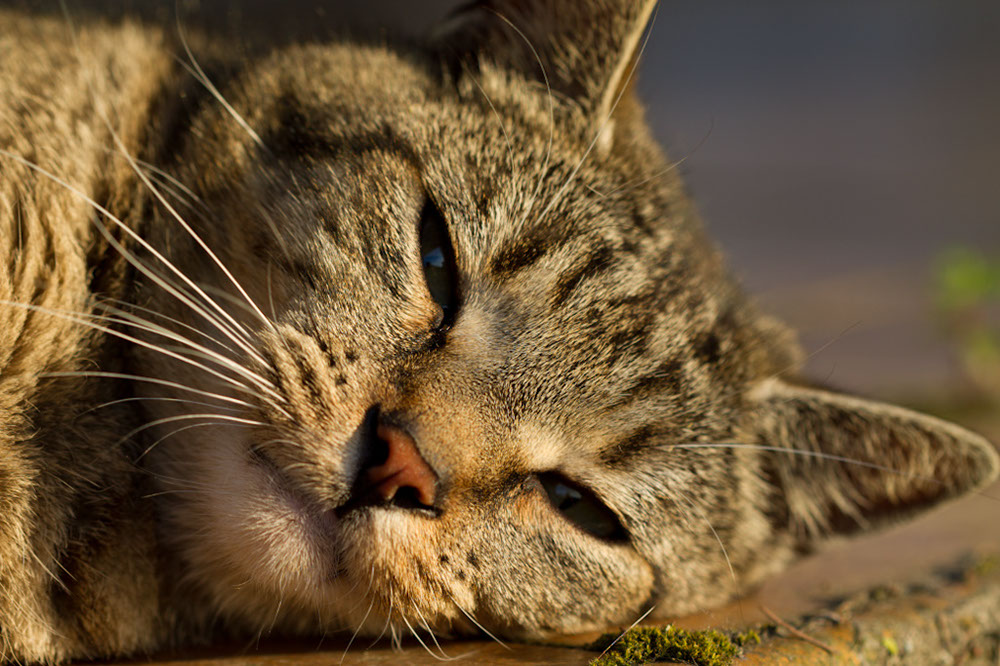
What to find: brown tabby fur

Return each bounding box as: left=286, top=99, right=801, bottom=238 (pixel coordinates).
left=1, top=1, right=997, bottom=662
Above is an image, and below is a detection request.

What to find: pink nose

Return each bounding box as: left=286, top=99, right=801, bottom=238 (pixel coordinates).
left=364, top=423, right=437, bottom=507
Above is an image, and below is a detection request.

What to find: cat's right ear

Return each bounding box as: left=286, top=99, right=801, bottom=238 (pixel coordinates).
left=431, top=0, right=658, bottom=129
left=743, top=378, right=999, bottom=546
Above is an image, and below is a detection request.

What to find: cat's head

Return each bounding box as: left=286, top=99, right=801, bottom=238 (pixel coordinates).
left=135, top=0, right=999, bottom=640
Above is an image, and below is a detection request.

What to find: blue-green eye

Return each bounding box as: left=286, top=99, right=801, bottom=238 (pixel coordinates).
left=537, top=473, right=628, bottom=542
left=419, top=199, right=459, bottom=326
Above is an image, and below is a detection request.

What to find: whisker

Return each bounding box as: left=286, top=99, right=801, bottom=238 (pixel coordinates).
left=401, top=614, right=454, bottom=662
left=370, top=587, right=395, bottom=648
left=670, top=442, right=902, bottom=475
left=94, top=297, right=241, bottom=359
left=173, top=7, right=265, bottom=149
left=93, top=301, right=279, bottom=395
left=53, top=3, right=272, bottom=349
left=484, top=9, right=554, bottom=229
left=40, top=371, right=254, bottom=409
left=80, top=395, right=246, bottom=418
left=673, top=442, right=1000, bottom=504
left=447, top=594, right=508, bottom=649
left=106, top=127, right=277, bottom=337
left=0, top=147, right=270, bottom=370
left=339, top=597, right=376, bottom=665
left=4, top=300, right=284, bottom=411
left=124, top=413, right=265, bottom=459
left=684, top=498, right=743, bottom=625
left=133, top=157, right=207, bottom=210
left=414, top=608, right=457, bottom=661
left=593, top=604, right=657, bottom=662
left=533, top=2, right=659, bottom=227
left=463, top=64, right=516, bottom=175
left=596, top=117, right=714, bottom=199
left=90, top=210, right=271, bottom=367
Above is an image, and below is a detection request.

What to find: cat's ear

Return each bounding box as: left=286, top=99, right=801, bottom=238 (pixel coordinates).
left=432, top=0, right=657, bottom=122
left=744, top=378, right=998, bottom=544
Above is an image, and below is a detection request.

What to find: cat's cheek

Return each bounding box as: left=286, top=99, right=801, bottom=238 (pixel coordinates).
left=170, top=431, right=339, bottom=596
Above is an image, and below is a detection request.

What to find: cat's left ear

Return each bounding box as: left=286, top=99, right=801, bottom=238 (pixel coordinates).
left=432, top=0, right=658, bottom=125
left=743, top=378, right=999, bottom=543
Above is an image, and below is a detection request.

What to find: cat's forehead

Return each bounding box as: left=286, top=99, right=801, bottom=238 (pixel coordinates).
left=245, top=44, right=763, bottom=397
left=258, top=43, right=640, bottom=231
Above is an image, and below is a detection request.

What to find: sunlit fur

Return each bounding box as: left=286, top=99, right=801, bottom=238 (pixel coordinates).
left=1, top=2, right=997, bottom=663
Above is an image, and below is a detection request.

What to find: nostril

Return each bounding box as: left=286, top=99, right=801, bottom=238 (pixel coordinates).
left=363, top=423, right=437, bottom=508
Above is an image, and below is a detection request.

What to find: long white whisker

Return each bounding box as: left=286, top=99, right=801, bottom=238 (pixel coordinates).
left=81, top=395, right=246, bottom=418
left=103, top=121, right=277, bottom=336
left=53, top=3, right=271, bottom=346
left=40, top=371, right=253, bottom=409
left=95, top=297, right=241, bottom=359
left=94, top=302, right=279, bottom=394
left=173, top=9, right=264, bottom=149
left=688, top=499, right=737, bottom=590
left=464, top=65, right=516, bottom=174
left=671, top=443, right=901, bottom=475
left=400, top=614, right=447, bottom=661
left=141, top=170, right=201, bottom=215
left=593, top=604, right=657, bottom=661
left=4, top=300, right=283, bottom=408
left=371, top=587, right=395, bottom=648
left=0, top=146, right=269, bottom=368
left=413, top=606, right=454, bottom=660
left=447, top=594, right=508, bottom=649
left=90, top=211, right=271, bottom=366
left=597, top=117, right=713, bottom=199
left=485, top=10, right=554, bottom=227
left=534, top=3, right=659, bottom=225
left=133, top=157, right=207, bottom=210
left=340, top=597, right=376, bottom=665
left=123, top=413, right=265, bottom=458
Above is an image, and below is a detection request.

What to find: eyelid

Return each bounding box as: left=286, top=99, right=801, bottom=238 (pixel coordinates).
left=534, top=471, right=630, bottom=543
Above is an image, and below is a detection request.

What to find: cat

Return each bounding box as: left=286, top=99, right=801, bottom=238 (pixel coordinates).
left=1, top=0, right=997, bottom=662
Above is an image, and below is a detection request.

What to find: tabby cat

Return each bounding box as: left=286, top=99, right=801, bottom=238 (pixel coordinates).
left=0, top=0, right=996, bottom=662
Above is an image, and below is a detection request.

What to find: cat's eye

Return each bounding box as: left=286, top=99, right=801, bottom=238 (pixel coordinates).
left=418, top=198, right=459, bottom=326
left=537, top=473, right=628, bottom=542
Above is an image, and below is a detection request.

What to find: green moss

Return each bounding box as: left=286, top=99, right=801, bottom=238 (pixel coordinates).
left=972, top=554, right=1000, bottom=578
left=881, top=633, right=899, bottom=656
left=587, top=625, right=739, bottom=666
left=733, top=629, right=762, bottom=646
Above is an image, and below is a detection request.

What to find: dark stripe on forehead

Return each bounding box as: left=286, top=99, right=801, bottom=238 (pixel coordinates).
left=263, top=95, right=420, bottom=165
left=606, top=356, right=688, bottom=412
left=601, top=424, right=660, bottom=466
left=551, top=243, right=615, bottom=307
left=488, top=216, right=580, bottom=278
left=488, top=230, right=550, bottom=277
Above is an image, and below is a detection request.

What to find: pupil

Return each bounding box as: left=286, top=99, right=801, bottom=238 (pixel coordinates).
left=423, top=247, right=445, bottom=269
left=554, top=482, right=581, bottom=510
left=418, top=197, right=459, bottom=325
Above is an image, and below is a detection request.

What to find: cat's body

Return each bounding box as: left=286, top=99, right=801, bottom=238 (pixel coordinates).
left=0, top=2, right=997, bottom=663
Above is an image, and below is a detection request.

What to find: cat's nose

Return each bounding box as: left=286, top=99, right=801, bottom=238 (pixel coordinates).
left=362, top=423, right=437, bottom=508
